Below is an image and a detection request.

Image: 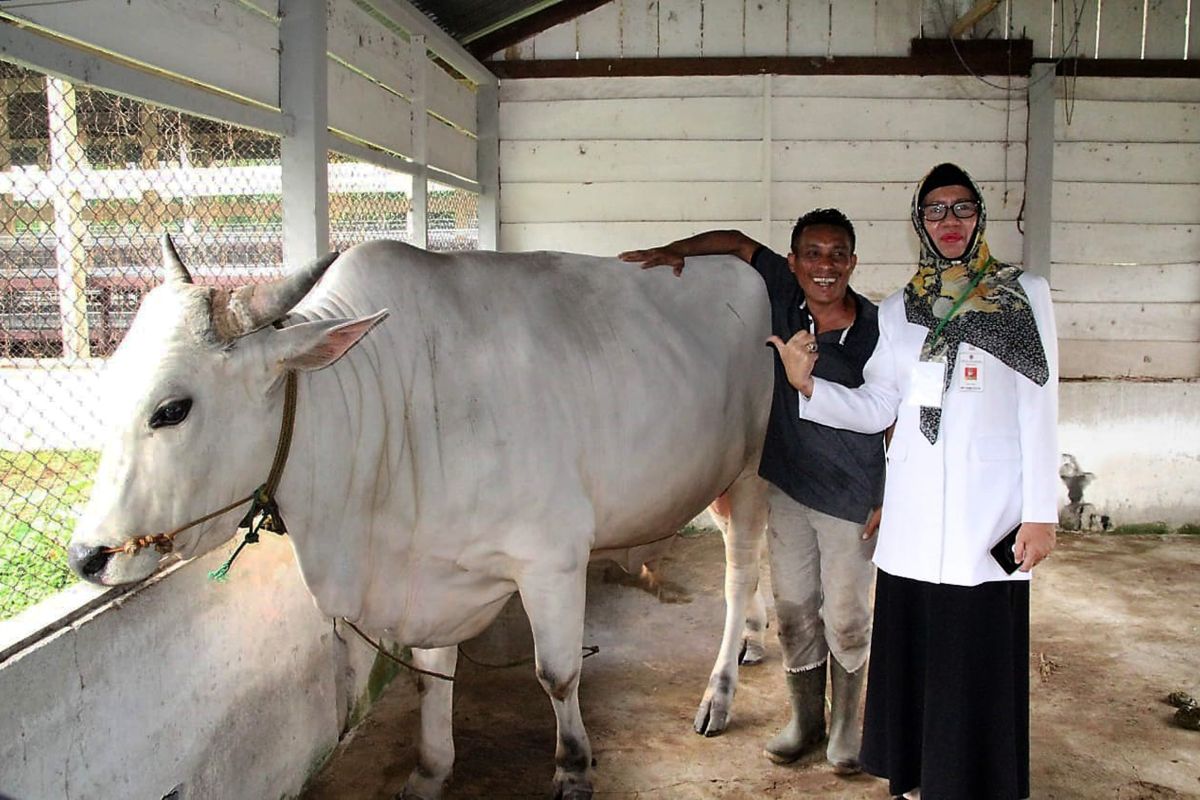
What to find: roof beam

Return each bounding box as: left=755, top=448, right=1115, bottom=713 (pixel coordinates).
left=949, top=0, right=1002, bottom=38
left=365, top=0, right=496, bottom=85
left=466, top=0, right=614, bottom=60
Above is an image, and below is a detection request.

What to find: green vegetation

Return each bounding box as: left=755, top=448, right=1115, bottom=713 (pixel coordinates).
left=1107, top=522, right=1171, bottom=536
left=0, top=449, right=99, bottom=619
left=1173, top=523, right=1200, bottom=536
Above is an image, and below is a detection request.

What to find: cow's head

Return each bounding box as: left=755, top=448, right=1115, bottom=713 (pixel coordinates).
left=67, top=235, right=386, bottom=586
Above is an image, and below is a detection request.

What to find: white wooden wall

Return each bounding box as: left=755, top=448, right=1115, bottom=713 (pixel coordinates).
left=490, top=0, right=1197, bottom=61
left=1052, top=77, right=1200, bottom=378
left=1, top=0, right=480, bottom=181
left=500, top=73, right=1027, bottom=297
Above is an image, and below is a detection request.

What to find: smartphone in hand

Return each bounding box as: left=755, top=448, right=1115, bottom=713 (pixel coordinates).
left=990, top=525, right=1022, bottom=574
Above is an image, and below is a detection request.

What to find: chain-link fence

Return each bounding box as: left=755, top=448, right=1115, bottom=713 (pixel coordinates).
left=0, top=62, right=284, bottom=619
left=428, top=180, right=479, bottom=251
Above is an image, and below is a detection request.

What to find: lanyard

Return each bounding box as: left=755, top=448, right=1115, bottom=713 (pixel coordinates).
left=929, top=259, right=992, bottom=348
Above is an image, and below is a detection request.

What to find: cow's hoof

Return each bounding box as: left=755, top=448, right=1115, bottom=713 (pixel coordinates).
left=738, top=639, right=765, bottom=666
left=398, top=771, right=446, bottom=800
left=693, top=697, right=731, bottom=736
left=552, top=777, right=594, bottom=799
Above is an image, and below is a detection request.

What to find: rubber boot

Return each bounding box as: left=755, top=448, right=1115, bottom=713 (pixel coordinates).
left=764, top=664, right=827, bottom=764
left=827, top=657, right=866, bottom=775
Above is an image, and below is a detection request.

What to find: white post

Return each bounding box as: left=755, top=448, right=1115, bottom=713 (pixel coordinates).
left=410, top=34, right=428, bottom=250
left=1022, top=63, right=1055, bottom=279
left=45, top=76, right=90, bottom=361
left=761, top=73, right=773, bottom=247
left=279, top=0, right=329, bottom=265
left=476, top=81, right=500, bottom=251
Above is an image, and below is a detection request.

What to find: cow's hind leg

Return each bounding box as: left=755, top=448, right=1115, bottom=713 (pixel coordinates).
left=708, top=494, right=769, bottom=665
left=695, top=473, right=769, bottom=736
left=518, top=565, right=594, bottom=799
left=399, top=646, right=458, bottom=800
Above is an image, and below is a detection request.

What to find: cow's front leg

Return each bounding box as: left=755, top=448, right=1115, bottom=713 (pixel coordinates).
left=518, top=566, right=594, bottom=800
left=708, top=493, right=769, bottom=665
left=695, top=473, right=769, bottom=736
left=399, top=646, right=458, bottom=800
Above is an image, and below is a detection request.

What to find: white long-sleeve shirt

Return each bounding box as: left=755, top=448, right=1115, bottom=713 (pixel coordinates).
left=799, top=272, right=1059, bottom=586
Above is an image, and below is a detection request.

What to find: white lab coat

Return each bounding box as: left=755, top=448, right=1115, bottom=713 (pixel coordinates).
left=800, top=272, right=1059, bottom=586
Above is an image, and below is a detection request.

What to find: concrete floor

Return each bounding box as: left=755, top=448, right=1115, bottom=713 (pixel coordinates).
left=302, top=531, right=1200, bottom=799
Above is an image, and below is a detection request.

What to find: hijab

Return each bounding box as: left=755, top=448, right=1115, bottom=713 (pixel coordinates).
left=904, top=163, right=1049, bottom=443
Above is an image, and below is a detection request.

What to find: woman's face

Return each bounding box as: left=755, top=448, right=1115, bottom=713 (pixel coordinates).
left=921, top=184, right=978, bottom=260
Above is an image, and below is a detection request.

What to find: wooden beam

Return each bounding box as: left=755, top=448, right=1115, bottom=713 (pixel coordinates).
left=1050, top=58, right=1200, bottom=78
left=949, top=0, right=1002, bottom=39
left=466, top=0, right=615, bottom=60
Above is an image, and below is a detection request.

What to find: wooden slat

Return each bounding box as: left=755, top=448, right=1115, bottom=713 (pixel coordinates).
left=770, top=219, right=1026, bottom=266
left=1059, top=340, right=1200, bottom=378
left=5, top=0, right=279, bottom=107
left=1053, top=183, right=1200, bottom=224
left=326, top=0, right=413, bottom=98
left=241, top=0, right=278, bottom=17
left=1056, top=302, right=1200, bottom=342
left=499, top=75, right=760, bottom=101
left=1055, top=101, right=1200, bottom=143
left=773, top=96, right=1028, bottom=141
left=773, top=180, right=1024, bottom=221
left=500, top=219, right=765, bottom=254
left=1059, top=76, right=1200, bottom=102
left=1007, top=0, right=1053, bottom=57
left=874, top=0, right=922, bottom=56
left=1055, top=142, right=1200, bottom=183
left=427, top=61, right=476, bottom=134
left=1143, top=0, right=1188, bottom=59
left=576, top=1, right=623, bottom=59
left=1053, top=223, right=1200, bottom=265
left=772, top=73, right=1028, bottom=99
left=1192, top=5, right=1200, bottom=59
left=1064, top=0, right=1100, bottom=59
left=701, top=0, right=746, bottom=56
left=535, top=19, right=579, bottom=59
left=745, top=0, right=790, bottom=57
left=847, top=263, right=918, bottom=300
left=327, top=60, right=413, bottom=157
left=1097, top=0, right=1147, bottom=59
left=788, top=0, right=830, bottom=56
left=620, top=0, right=660, bottom=57
left=427, top=119, right=476, bottom=180
left=502, top=139, right=763, bottom=181
left=500, top=181, right=762, bottom=222
left=500, top=97, right=763, bottom=140
left=829, top=0, right=875, bottom=56
left=772, top=140, right=1027, bottom=182
left=659, top=0, right=703, bottom=57
left=1052, top=263, right=1200, bottom=303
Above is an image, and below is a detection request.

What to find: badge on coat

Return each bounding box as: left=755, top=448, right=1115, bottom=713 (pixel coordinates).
left=959, top=346, right=985, bottom=392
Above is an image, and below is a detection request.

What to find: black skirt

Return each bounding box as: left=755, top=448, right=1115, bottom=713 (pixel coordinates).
left=860, top=570, right=1030, bottom=800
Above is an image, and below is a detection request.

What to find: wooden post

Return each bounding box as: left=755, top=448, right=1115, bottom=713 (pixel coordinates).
left=280, top=0, right=329, bottom=265
left=410, top=34, right=428, bottom=250
left=1022, top=62, right=1054, bottom=279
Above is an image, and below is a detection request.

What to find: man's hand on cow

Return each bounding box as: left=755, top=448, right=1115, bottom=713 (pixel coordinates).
left=863, top=506, right=882, bottom=540
left=1014, top=521, right=1056, bottom=572
left=766, top=330, right=818, bottom=397
left=618, top=246, right=687, bottom=276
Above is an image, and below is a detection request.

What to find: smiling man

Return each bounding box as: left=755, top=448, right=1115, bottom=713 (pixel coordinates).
left=620, top=209, right=887, bottom=776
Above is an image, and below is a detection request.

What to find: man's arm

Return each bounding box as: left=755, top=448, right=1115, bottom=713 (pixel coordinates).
left=619, top=229, right=761, bottom=276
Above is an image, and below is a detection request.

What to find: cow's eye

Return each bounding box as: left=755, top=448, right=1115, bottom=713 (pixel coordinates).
left=150, top=398, right=192, bottom=429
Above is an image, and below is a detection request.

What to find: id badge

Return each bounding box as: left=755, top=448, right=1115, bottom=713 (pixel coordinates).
left=907, top=359, right=946, bottom=408
left=959, top=348, right=985, bottom=392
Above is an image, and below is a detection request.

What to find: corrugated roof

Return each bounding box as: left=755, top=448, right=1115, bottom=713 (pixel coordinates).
left=408, top=0, right=614, bottom=58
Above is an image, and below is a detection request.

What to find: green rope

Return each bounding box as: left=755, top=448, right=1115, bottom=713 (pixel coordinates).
left=207, top=484, right=286, bottom=582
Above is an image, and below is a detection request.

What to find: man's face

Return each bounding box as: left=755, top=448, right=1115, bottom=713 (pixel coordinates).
left=787, top=224, right=857, bottom=306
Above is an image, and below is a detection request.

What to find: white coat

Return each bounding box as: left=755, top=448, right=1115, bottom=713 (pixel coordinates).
left=800, top=272, right=1059, bottom=586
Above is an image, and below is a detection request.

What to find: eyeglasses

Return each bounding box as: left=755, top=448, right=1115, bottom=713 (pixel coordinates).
left=920, top=200, right=979, bottom=222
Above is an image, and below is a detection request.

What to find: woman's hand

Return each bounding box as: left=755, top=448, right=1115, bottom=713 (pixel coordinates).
left=618, top=246, right=686, bottom=276
left=1015, top=522, right=1056, bottom=571
left=766, top=330, right=819, bottom=397
left=862, top=506, right=882, bottom=540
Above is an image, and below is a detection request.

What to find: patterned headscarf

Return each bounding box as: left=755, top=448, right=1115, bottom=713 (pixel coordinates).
left=904, top=163, right=1049, bottom=443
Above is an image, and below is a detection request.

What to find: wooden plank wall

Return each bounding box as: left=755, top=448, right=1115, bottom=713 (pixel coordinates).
left=1052, top=77, right=1200, bottom=378
left=490, top=0, right=1197, bottom=61
left=499, top=73, right=1028, bottom=299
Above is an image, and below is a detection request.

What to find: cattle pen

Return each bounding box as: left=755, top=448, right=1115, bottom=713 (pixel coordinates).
left=1, top=2, right=1198, bottom=799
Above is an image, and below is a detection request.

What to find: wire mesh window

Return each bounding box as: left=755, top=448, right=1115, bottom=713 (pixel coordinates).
left=0, top=61, right=284, bottom=619
left=428, top=180, right=478, bottom=252
left=329, top=152, right=413, bottom=251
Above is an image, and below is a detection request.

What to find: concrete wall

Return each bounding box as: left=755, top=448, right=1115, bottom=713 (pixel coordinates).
left=0, top=536, right=407, bottom=800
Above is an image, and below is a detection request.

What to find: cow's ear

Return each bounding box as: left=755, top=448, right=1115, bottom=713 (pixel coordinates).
left=267, top=310, right=389, bottom=372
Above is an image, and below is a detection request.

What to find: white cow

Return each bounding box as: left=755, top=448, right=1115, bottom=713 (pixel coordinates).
left=68, top=237, right=772, bottom=799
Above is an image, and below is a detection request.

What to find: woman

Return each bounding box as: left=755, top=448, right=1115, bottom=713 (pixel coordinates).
left=767, top=163, right=1058, bottom=799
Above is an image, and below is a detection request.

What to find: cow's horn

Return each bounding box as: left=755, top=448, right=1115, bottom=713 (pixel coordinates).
left=161, top=234, right=193, bottom=285
left=211, top=251, right=339, bottom=341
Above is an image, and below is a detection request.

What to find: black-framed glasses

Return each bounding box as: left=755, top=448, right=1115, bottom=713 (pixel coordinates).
left=920, top=200, right=979, bottom=222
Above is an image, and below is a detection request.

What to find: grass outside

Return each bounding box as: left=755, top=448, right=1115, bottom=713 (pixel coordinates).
left=0, top=449, right=99, bottom=620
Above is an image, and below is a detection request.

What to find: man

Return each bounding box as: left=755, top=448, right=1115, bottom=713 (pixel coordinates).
left=619, top=209, right=887, bottom=776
